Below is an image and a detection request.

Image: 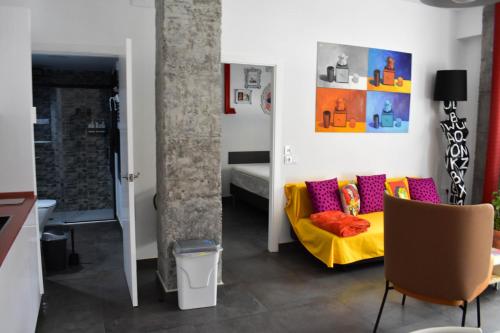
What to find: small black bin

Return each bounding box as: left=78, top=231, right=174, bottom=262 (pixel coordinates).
left=41, top=230, right=68, bottom=271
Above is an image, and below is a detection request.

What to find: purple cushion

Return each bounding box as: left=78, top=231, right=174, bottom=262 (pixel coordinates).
left=407, top=177, right=441, bottom=204
left=357, top=174, right=387, bottom=214
left=305, top=178, right=342, bottom=213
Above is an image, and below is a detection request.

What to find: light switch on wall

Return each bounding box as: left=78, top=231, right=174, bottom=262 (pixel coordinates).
left=284, top=145, right=296, bottom=165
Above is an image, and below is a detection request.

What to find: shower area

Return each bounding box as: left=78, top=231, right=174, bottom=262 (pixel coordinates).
left=33, top=55, right=119, bottom=224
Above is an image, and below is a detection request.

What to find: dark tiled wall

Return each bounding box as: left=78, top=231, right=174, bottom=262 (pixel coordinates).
left=34, top=70, right=114, bottom=212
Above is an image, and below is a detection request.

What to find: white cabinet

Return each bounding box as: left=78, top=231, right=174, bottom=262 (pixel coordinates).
left=0, top=208, right=42, bottom=333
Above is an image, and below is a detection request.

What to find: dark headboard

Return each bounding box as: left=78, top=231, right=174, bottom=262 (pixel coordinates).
left=228, top=151, right=270, bottom=164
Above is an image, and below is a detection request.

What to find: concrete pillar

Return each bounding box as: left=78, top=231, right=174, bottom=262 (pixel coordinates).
left=155, top=0, right=222, bottom=290
left=472, top=5, right=494, bottom=203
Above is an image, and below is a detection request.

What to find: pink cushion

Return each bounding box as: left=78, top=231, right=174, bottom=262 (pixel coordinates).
left=305, top=178, right=342, bottom=213
left=406, top=177, right=441, bottom=204
left=357, top=174, right=387, bottom=214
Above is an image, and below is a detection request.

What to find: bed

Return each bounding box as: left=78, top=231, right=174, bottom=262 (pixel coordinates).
left=229, top=151, right=270, bottom=211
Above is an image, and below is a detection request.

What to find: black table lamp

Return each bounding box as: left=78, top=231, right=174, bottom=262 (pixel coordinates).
left=433, top=70, right=469, bottom=205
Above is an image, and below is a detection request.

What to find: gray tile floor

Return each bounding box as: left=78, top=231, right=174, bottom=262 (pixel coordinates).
left=36, top=201, right=500, bottom=333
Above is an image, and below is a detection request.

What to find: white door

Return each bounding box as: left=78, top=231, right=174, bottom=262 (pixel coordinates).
left=116, top=38, right=138, bottom=307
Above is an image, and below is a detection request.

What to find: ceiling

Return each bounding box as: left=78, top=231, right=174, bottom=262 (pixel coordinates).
left=420, top=0, right=498, bottom=8
left=32, top=54, right=117, bottom=72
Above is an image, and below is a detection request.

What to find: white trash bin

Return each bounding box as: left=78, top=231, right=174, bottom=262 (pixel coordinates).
left=173, top=240, right=222, bottom=310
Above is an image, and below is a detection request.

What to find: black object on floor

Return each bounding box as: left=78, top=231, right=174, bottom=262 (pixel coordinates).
left=41, top=230, right=68, bottom=271
left=68, top=228, right=80, bottom=266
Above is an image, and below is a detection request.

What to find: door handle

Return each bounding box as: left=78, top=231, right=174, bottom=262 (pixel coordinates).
left=122, top=172, right=140, bottom=182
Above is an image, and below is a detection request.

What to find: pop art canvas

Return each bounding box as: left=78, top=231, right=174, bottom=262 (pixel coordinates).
left=316, top=42, right=412, bottom=133
left=367, top=48, right=412, bottom=94
left=366, top=91, right=410, bottom=133
left=316, top=88, right=366, bottom=133
left=316, top=42, right=369, bottom=91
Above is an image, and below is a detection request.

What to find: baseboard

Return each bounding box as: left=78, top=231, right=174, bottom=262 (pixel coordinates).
left=156, top=270, right=170, bottom=292
left=137, top=258, right=157, bottom=269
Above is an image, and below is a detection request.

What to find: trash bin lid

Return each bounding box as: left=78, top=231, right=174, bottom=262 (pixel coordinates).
left=173, top=239, right=218, bottom=254
left=42, top=231, right=68, bottom=242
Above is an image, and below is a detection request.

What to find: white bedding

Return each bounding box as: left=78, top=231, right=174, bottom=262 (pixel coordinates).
left=231, top=164, right=270, bottom=180
left=231, top=164, right=270, bottom=199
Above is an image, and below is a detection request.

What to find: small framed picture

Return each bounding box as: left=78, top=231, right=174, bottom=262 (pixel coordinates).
left=235, top=89, right=252, bottom=104
left=244, top=67, right=262, bottom=89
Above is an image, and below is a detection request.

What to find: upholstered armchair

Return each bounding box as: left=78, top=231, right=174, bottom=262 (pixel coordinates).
left=373, top=194, right=494, bottom=332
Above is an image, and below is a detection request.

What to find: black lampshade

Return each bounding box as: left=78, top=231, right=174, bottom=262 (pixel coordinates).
left=433, top=70, right=467, bottom=101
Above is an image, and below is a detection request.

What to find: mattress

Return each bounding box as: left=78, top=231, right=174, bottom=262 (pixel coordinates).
left=231, top=164, right=270, bottom=199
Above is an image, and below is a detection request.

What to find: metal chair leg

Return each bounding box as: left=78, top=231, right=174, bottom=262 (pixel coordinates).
left=477, top=297, right=481, bottom=327
left=402, top=294, right=407, bottom=306
left=373, top=281, right=391, bottom=333
left=461, top=301, right=468, bottom=327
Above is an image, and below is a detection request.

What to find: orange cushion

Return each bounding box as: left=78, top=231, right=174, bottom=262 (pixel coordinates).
left=385, top=178, right=411, bottom=199
left=310, top=210, right=370, bottom=237
left=339, top=183, right=361, bottom=216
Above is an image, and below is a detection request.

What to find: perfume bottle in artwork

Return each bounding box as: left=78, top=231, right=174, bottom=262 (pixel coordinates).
left=333, top=97, right=347, bottom=127
left=335, top=54, right=350, bottom=83
left=373, top=114, right=380, bottom=129
left=383, top=56, right=395, bottom=86
left=381, top=100, right=394, bottom=127
left=373, top=69, right=381, bottom=87
left=323, top=110, right=331, bottom=128
left=327, top=66, right=335, bottom=82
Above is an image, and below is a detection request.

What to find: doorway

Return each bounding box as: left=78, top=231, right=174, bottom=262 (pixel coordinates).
left=32, top=54, right=118, bottom=225
left=33, top=38, right=140, bottom=306
left=32, top=47, right=138, bottom=307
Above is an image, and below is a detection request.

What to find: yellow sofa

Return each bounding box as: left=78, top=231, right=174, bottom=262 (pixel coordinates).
left=284, top=179, right=397, bottom=268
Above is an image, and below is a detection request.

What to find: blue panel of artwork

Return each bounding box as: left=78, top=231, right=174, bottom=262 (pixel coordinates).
left=368, top=48, right=412, bottom=81
left=366, top=91, right=411, bottom=133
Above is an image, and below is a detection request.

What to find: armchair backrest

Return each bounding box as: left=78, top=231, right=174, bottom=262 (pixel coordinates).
left=384, top=194, right=493, bottom=302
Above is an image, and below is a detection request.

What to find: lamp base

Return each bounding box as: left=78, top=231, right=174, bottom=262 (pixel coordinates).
left=440, top=101, right=469, bottom=205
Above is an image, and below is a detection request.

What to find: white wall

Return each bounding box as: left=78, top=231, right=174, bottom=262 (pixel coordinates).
left=0, top=0, right=157, bottom=259
left=0, top=6, right=36, bottom=192
left=455, top=7, right=483, bottom=39
left=222, top=0, right=461, bottom=243
left=221, top=64, right=272, bottom=196
left=445, top=7, right=483, bottom=204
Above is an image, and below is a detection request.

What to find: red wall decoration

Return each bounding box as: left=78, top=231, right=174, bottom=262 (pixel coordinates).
left=224, top=63, right=236, bottom=115
left=482, top=3, right=500, bottom=203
